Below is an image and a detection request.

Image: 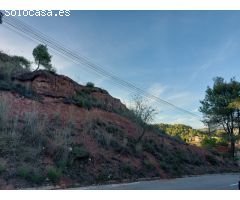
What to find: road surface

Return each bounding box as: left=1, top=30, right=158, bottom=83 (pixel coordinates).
left=74, top=173, right=240, bottom=190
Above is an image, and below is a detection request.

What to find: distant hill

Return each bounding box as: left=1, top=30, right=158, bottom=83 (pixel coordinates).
left=154, top=123, right=205, bottom=145
left=0, top=51, right=238, bottom=189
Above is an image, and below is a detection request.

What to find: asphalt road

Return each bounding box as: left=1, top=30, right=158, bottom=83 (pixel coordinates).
left=75, top=173, right=240, bottom=190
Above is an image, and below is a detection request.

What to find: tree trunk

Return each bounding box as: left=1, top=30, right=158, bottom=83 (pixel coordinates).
left=35, top=60, right=40, bottom=71
left=137, top=128, right=146, bottom=143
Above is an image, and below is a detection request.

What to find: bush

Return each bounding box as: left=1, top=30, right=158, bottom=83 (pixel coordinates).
left=0, top=97, right=9, bottom=127
left=30, top=171, right=44, bottom=185
left=0, top=159, right=7, bottom=173
left=143, top=159, right=156, bottom=171
left=72, top=145, right=90, bottom=159
left=106, top=126, right=120, bottom=134
left=47, top=167, right=61, bottom=184
left=19, top=167, right=45, bottom=185
left=18, top=166, right=31, bottom=179
left=73, top=92, right=95, bottom=110
left=159, top=161, right=169, bottom=171
left=122, top=163, right=133, bottom=175
left=205, top=154, right=218, bottom=165
left=0, top=80, right=41, bottom=101
left=86, top=82, right=94, bottom=88
left=0, top=51, right=31, bottom=79
left=201, top=137, right=217, bottom=148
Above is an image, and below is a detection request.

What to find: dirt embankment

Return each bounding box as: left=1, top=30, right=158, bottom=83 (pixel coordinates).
left=0, top=70, right=238, bottom=189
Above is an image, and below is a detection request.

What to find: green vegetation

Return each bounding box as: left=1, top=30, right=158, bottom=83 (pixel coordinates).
left=17, top=164, right=45, bottom=185
left=122, top=163, right=134, bottom=175
left=155, top=123, right=230, bottom=153
left=87, top=119, right=126, bottom=153
left=72, top=144, right=90, bottom=159
left=47, top=166, right=62, bottom=184
left=0, top=158, right=6, bottom=173
left=72, top=90, right=103, bottom=110
left=155, top=123, right=204, bottom=144
left=33, top=44, right=55, bottom=72
left=0, top=97, right=78, bottom=186
left=18, top=165, right=31, bottom=179
left=0, top=51, right=42, bottom=100
left=0, top=51, right=31, bottom=79
left=86, top=82, right=95, bottom=88
left=200, top=77, right=240, bottom=157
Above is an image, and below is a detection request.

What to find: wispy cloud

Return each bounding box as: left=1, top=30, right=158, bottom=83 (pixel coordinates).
left=190, top=36, right=237, bottom=82
left=144, top=82, right=204, bottom=128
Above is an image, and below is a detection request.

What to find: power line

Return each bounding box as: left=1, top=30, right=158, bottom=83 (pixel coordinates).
left=1, top=14, right=201, bottom=120
left=2, top=15, right=201, bottom=119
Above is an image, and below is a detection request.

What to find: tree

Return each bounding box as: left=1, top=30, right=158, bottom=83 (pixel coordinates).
left=199, top=77, right=240, bottom=157
left=32, top=44, right=54, bottom=71
left=0, top=11, right=4, bottom=24
left=130, top=95, right=157, bottom=142
left=12, top=56, right=31, bottom=70
left=156, top=123, right=204, bottom=144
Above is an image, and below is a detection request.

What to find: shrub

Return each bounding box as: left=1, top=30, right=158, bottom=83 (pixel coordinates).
left=95, top=119, right=106, bottom=127
left=135, top=142, right=143, bottom=155
left=86, top=82, right=94, bottom=88
left=0, top=81, right=41, bottom=101
left=0, top=159, right=7, bottom=173
left=30, top=172, right=44, bottom=185
left=205, top=154, right=218, bottom=165
left=72, top=144, right=90, bottom=159
left=143, top=159, right=156, bottom=171
left=18, top=165, right=31, bottom=179
left=47, top=166, right=61, bottom=184
left=143, top=139, right=159, bottom=154
left=73, top=92, right=95, bottom=110
left=201, top=137, right=217, bottom=148
left=0, top=97, right=9, bottom=127
left=122, top=163, right=133, bottom=175
left=18, top=164, right=44, bottom=184
left=0, top=51, right=31, bottom=79
left=106, top=126, right=120, bottom=134
left=159, top=160, right=169, bottom=171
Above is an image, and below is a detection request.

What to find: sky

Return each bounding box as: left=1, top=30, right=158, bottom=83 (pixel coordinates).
left=1, top=10, right=240, bottom=128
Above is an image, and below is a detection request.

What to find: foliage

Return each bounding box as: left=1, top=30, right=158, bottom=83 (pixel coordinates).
left=18, top=165, right=31, bottom=179
left=86, top=82, right=95, bottom=88
left=72, top=91, right=103, bottom=110
left=122, top=163, right=133, bottom=175
left=0, top=51, right=42, bottom=100
left=155, top=123, right=204, bottom=144
left=199, top=77, right=240, bottom=157
left=47, top=166, right=62, bottom=184
left=205, top=154, right=218, bottom=165
left=201, top=135, right=228, bottom=148
left=0, top=158, right=6, bottom=173
left=32, top=44, right=54, bottom=71
left=12, top=56, right=31, bottom=70
left=72, top=145, right=90, bottom=159
left=0, top=51, right=31, bottom=80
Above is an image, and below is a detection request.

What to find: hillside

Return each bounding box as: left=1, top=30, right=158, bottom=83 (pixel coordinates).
left=0, top=52, right=239, bottom=189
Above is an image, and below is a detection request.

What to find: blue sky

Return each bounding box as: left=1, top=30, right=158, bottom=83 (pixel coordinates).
left=1, top=10, right=240, bottom=128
